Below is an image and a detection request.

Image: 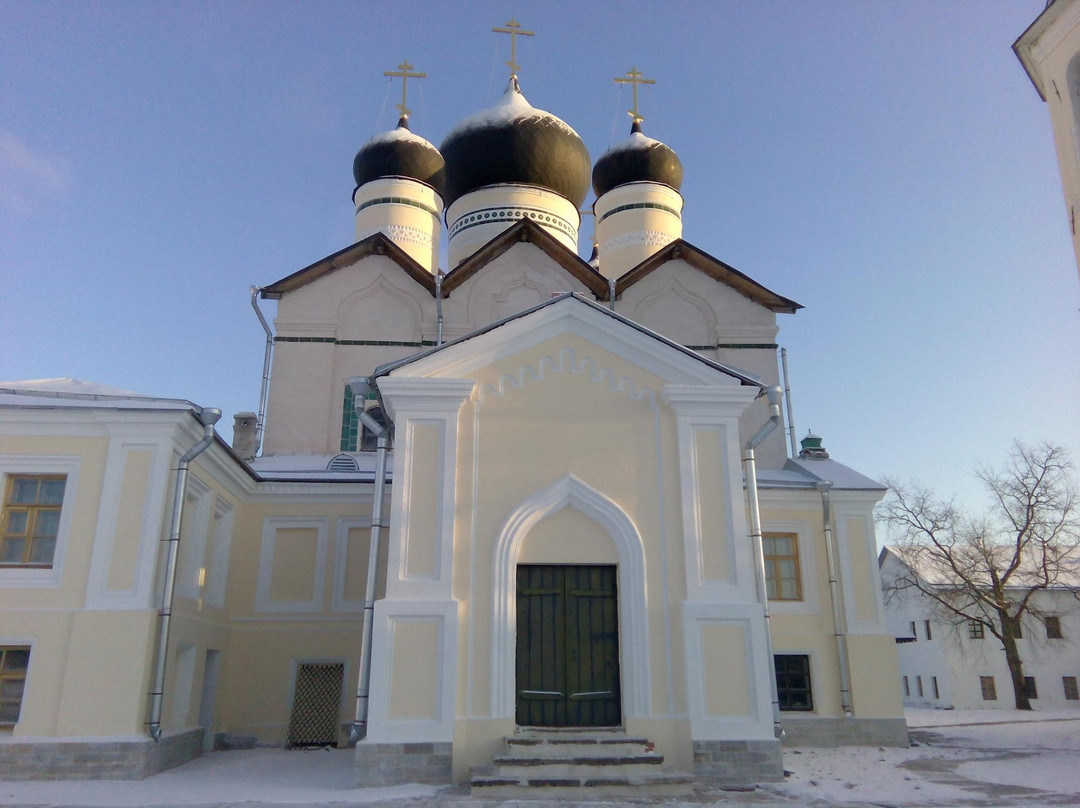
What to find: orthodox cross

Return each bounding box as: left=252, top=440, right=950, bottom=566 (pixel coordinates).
left=492, top=18, right=535, bottom=75
left=614, top=67, right=655, bottom=123
left=384, top=59, right=426, bottom=118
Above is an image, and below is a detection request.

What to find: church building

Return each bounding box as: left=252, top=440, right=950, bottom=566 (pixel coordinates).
left=0, top=30, right=904, bottom=791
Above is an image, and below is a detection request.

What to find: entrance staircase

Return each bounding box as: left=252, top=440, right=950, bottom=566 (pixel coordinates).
left=470, top=728, right=696, bottom=798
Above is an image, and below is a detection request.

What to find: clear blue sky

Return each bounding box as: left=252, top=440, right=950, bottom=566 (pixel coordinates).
left=2, top=1, right=1077, bottom=516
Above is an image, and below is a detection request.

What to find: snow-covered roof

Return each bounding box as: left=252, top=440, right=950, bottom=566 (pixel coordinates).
left=753, top=457, right=884, bottom=491
left=443, top=79, right=580, bottom=140
left=881, top=545, right=1080, bottom=589
left=0, top=378, right=197, bottom=411
left=250, top=452, right=394, bottom=482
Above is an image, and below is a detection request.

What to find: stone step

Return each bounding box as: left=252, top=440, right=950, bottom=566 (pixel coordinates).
left=492, top=752, right=665, bottom=778
left=504, top=730, right=653, bottom=759
left=470, top=768, right=696, bottom=798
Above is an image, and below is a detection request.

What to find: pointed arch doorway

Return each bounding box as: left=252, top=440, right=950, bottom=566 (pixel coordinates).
left=516, top=564, right=621, bottom=727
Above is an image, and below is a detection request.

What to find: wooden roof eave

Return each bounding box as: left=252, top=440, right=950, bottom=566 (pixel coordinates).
left=614, top=239, right=802, bottom=314
left=260, top=232, right=437, bottom=300
left=440, top=218, right=610, bottom=299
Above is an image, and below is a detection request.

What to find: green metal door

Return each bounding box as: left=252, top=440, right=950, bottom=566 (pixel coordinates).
left=515, top=565, right=621, bottom=727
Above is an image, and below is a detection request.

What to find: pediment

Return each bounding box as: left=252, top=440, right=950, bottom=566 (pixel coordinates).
left=377, top=293, right=761, bottom=389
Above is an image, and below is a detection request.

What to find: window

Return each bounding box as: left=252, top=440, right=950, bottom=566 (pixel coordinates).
left=969, top=620, right=984, bottom=639
left=980, top=676, right=997, bottom=701
left=1023, top=676, right=1038, bottom=700
left=909, top=621, right=917, bottom=640
left=932, top=676, right=940, bottom=700
left=1045, top=616, right=1063, bottom=639
left=1006, top=617, right=1023, bottom=639
left=774, top=654, right=813, bottom=711
left=762, top=533, right=801, bottom=600
left=916, top=675, right=924, bottom=698
left=924, top=620, right=933, bottom=640
left=0, top=647, right=30, bottom=725
left=903, top=675, right=910, bottom=697
left=1, top=475, right=66, bottom=567
left=1064, top=676, right=1079, bottom=701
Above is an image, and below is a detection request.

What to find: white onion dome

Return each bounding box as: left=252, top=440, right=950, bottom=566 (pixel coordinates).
left=353, top=115, right=446, bottom=197
left=440, top=77, right=591, bottom=208
left=592, top=120, right=683, bottom=198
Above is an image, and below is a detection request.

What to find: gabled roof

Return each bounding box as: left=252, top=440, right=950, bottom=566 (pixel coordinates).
left=614, top=239, right=802, bottom=314
left=260, top=232, right=436, bottom=299
left=375, top=292, right=764, bottom=387
left=441, top=218, right=611, bottom=298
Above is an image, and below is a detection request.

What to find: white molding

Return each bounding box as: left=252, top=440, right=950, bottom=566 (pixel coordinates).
left=378, top=377, right=473, bottom=601
left=255, top=517, right=330, bottom=613
left=834, top=504, right=887, bottom=635
left=85, top=439, right=172, bottom=610
left=204, top=498, right=235, bottom=610
left=331, top=516, right=372, bottom=613
left=682, top=601, right=775, bottom=741
left=489, top=474, right=651, bottom=719
left=0, top=455, right=82, bottom=589
left=176, top=475, right=212, bottom=602
left=664, top=385, right=757, bottom=602
left=759, top=519, right=820, bottom=615
left=365, top=599, right=458, bottom=742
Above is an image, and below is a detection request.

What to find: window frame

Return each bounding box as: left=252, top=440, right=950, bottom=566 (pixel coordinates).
left=1045, top=616, right=1063, bottom=639
left=1023, top=676, right=1038, bottom=700
left=1063, top=676, right=1079, bottom=701
left=762, top=532, right=802, bottom=602
left=0, top=645, right=31, bottom=727
left=0, top=456, right=80, bottom=588
left=774, top=653, right=814, bottom=712
left=968, top=620, right=984, bottom=640
left=980, top=675, right=997, bottom=701
left=923, top=619, right=932, bottom=640
left=1, top=474, right=66, bottom=568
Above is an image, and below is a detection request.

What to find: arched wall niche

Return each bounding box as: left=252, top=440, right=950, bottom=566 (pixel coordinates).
left=489, top=474, right=651, bottom=719
left=337, top=275, right=425, bottom=342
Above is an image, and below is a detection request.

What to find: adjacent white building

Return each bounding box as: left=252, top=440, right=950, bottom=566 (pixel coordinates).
left=880, top=547, right=1080, bottom=710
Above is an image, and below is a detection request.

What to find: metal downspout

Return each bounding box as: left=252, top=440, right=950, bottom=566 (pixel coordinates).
left=348, top=379, right=389, bottom=744
left=780, top=348, right=797, bottom=459
left=607, top=277, right=616, bottom=311
left=817, top=481, right=853, bottom=717
left=250, top=286, right=274, bottom=455
left=743, top=386, right=784, bottom=739
left=435, top=273, right=444, bottom=346
left=147, top=407, right=222, bottom=741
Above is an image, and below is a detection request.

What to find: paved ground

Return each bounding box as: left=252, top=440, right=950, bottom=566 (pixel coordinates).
left=3, top=713, right=1080, bottom=807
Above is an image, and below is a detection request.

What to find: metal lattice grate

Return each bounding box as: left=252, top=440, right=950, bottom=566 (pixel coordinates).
left=286, top=663, right=344, bottom=748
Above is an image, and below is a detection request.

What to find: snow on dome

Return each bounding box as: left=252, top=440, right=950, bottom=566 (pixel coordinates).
left=439, top=77, right=591, bottom=208
left=353, top=115, right=445, bottom=195
left=592, top=120, right=683, bottom=198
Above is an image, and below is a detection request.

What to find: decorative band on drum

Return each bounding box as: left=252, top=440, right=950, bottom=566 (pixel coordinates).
left=448, top=205, right=578, bottom=241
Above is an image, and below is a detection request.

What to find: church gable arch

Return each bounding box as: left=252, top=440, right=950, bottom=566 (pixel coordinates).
left=337, top=275, right=425, bottom=342
left=630, top=278, right=716, bottom=347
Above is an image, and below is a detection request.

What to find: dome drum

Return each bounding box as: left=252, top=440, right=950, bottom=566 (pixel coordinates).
left=354, top=177, right=444, bottom=273
left=446, top=184, right=580, bottom=268
left=594, top=181, right=684, bottom=279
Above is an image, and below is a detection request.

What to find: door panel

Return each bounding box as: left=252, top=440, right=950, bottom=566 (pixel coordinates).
left=516, top=565, right=620, bottom=727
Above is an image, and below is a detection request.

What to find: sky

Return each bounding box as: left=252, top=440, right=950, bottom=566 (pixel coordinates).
left=1, top=1, right=1077, bottom=521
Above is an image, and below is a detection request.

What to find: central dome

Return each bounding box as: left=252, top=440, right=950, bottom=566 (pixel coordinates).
left=440, top=78, right=591, bottom=208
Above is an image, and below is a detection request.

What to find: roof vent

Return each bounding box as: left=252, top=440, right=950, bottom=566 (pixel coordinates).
left=327, top=454, right=359, bottom=472
left=798, top=431, right=830, bottom=460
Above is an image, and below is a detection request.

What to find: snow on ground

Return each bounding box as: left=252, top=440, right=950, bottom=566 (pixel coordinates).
left=0, top=747, right=438, bottom=807
left=1, top=710, right=1079, bottom=806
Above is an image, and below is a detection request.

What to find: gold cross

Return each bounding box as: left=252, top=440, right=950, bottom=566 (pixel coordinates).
left=492, top=18, right=535, bottom=75
left=383, top=59, right=427, bottom=118
left=614, top=67, right=656, bottom=123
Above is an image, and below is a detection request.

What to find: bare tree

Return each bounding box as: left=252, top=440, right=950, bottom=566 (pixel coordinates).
left=881, top=442, right=1079, bottom=710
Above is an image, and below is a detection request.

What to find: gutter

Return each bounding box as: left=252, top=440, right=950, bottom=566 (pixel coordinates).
left=817, top=481, right=853, bottom=717
left=742, top=385, right=784, bottom=739
left=250, top=286, right=274, bottom=455
left=147, top=406, right=222, bottom=741
left=347, top=378, right=390, bottom=744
